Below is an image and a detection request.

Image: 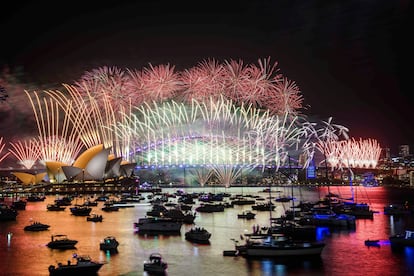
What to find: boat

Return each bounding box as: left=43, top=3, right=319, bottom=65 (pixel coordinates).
left=96, top=195, right=109, bottom=202
left=47, top=204, right=66, bottom=211
left=304, top=208, right=356, bottom=228
left=11, top=199, right=27, bottom=210
left=165, top=208, right=196, bottom=224
left=237, top=210, right=256, bottom=220
left=99, top=236, right=119, bottom=251
left=134, top=217, right=182, bottom=234
left=364, top=239, right=380, bottom=247
left=389, top=229, right=414, bottom=247
left=185, top=227, right=211, bottom=244
left=69, top=205, right=92, bottom=216
left=275, top=196, right=294, bottom=202
left=26, top=194, right=46, bottom=202
left=143, top=253, right=168, bottom=274
left=48, top=254, right=104, bottom=275
left=384, top=202, right=413, bottom=216
left=146, top=204, right=168, bottom=217
left=54, top=196, right=73, bottom=206
left=195, top=203, right=225, bottom=213
left=47, top=234, right=78, bottom=249
left=101, top=201, right=119, bottom=212
left=0, top=203, right=18, bottom=221
left=266, top=218, right=317, bottom=241
left=82, top=200, right=98, bottom=207
left=24, top=221, right=50, bottom=231
left=231, top=197, right=256, bottom=205
left=333, top=201, right=376, bottom=219
left=252, top=202, right=275, bottom=211
left=86, top=213, right=103, bottom=222
left=235, top=234, right=325, bottom=258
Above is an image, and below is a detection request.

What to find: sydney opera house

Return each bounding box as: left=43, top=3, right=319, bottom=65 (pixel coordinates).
left=12, top=144, right=136, bottom=186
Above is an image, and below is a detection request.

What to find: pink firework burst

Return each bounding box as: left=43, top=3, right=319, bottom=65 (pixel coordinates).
left=75, top=66, right=134, bottom=112
left=222, top=59, right=252, bottom=102
left=180, top=59, right=226, bottom=103
left=237, top=57, right=281, bottom=108
left=133, top=63, right=182, bottom=103
left=265, top=78, right=304, bottom=115
left=124, top=68, right=147, bottom=106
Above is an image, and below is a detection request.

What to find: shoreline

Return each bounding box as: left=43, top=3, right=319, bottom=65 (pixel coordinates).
left=0, top=182, right=413, bottom=196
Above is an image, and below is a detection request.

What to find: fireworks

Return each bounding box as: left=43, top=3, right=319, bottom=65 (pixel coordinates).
left=116, top=96, right=313, bottom=169
left=324, top=138, right=382, bottom=169
left=0, top=58, right=383, bottom=188
left=0, top=137, right=10, bottom=164
left=24, top=90, right=84, bottom=164
left=8, top=139, right=40, bottom=169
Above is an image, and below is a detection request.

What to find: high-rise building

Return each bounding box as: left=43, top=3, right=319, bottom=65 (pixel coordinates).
left=399, top=145, right=410, bottom=157
left=381, top=147, right=391, bottom=160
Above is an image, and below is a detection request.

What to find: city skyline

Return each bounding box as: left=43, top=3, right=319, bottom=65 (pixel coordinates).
left=1, top=1, right=413, bottom=154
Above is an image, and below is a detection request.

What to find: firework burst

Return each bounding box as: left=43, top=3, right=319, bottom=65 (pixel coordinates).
left=324, top=138, right=382, bottom=169
left=0, top=137, right=10, bottom=164
left=8, top=139, right=41, bottom=169
left=24, top=90, right=84, bottom=164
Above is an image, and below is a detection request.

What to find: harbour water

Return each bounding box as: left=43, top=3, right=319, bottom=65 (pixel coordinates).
left=1, top=185, right=414, bottom=276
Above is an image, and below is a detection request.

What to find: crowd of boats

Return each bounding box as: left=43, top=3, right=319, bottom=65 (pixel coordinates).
left=2, top=185, right=414, bottom=275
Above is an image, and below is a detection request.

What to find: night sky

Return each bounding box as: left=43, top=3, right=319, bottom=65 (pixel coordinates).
left=0, top=1, right=413, bottom=154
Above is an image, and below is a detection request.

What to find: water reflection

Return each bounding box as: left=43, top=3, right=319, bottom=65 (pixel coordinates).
left=247, top=257, right=324, bottom=276
left=1, top=186, right=414, bottom=275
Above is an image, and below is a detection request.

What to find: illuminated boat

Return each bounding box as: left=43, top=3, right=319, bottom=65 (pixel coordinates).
left=389, top=229, right=414, bottom=247
left=48, top=254, right=104, bottom=275
left=235, top=234, right=325, bottom=258
left=99, top=236, right=119, bottom=251
left=306, top=208, right=356, bottom=228
left=364, top=239, right=380, bottom=247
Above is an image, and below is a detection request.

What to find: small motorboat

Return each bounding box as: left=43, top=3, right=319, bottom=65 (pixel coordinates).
left=389, top=229, right=414, bottom=247
left=48, top=254, right=105, bottom=275
left=24, top=221, right=50, bottom=232
left=47, top=234, right=78, bottom=249
left=185, top=227, right=211, bottom=244
left=144, top=253, right=168, bottom=274
left=82, top=199, right=98, bottom=206
left=101, top=201, right=119, bottom=212
left=86, top=213, right=103, bottom=222
left=237, top=210, right=256, bottom=220
left=47, top=204, right=66, bottom=211
left=99, top=236, right=119, bottom=251
left=70, top=205, right=92, bottom=216
left=364, top=239, right=380, bottom=247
